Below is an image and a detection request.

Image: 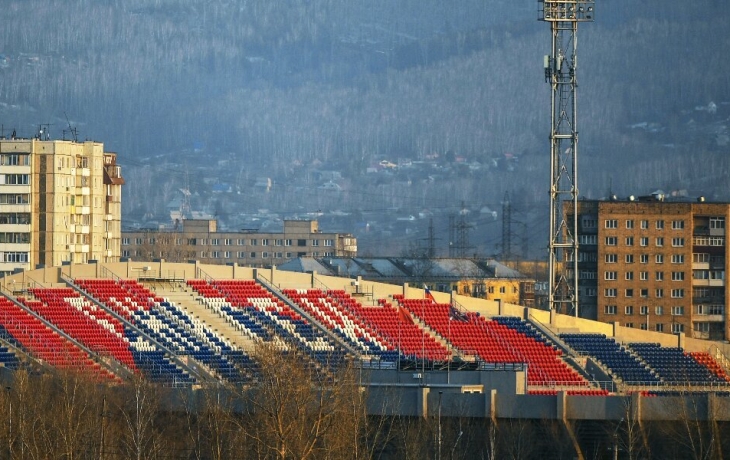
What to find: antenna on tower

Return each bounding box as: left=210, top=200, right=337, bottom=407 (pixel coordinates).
left=540, top=0, right=595, bottom=317
left=63, top=112, right=78, bottom=142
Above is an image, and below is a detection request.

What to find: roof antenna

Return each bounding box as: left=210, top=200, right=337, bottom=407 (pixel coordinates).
left=63, top=112, right=78, bottom=142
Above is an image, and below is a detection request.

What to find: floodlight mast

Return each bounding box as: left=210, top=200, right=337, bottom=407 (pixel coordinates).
left=539, top=1, right=594, bottom=317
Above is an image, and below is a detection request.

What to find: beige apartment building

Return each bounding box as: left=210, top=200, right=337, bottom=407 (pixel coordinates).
left=0, top=138, right=124, bottom=275
left=121, top=219, right=357, bottom=268
left=569, top=197, right=728, bottom=340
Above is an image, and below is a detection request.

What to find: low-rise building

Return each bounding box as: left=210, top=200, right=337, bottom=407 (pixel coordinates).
left=121, top=219, right=357, bottom=267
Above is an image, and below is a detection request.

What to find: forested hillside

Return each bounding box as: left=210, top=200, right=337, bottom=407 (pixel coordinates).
left=0, top=0, right=728, bottom=255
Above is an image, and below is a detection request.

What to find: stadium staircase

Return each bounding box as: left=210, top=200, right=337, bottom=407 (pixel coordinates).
left=146, top=281, right=258, bottom=354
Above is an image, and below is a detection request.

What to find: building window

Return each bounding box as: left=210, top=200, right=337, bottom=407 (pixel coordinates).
left=672, top=220, right=685, bottom=230
left=262, top=252, right=269, bottom=258
left=605, top=254, right=617, bottom=263
left=237, top=239, right=246, bottom=245
left=605, top=288, right=617, bottom=297
left=298, top=239, right=307, bottom=246
left=605, top=237, right=617, bottom=246
left=671, top=254, right=684, bottom=264
left=640, top=288, right=649, bottom=298
left=625, top=254, right=634, bottom=264
left=656, top=289, right=663, bottom=298
left=671, top=289, right=684, bottom=298
left=224, top=239, right=232, bottom=246
left=625, top=236, right=634, bottom=246
left=640, top=323, right=648, bottom=331
left=625, top=272, right=634, bottom=281
left=672, top=237, right=685, bottom=247
left=655, top=237, right=664, bottom=247
left=671, top=306, right=685, bottom=316
left=640, top=271, right=648, bottom=281
left=211, top=251, right=221, bottom=258
left=605, top=305, right=617, bottom=315
left=605, top=219, right=618, bottom=229
left=626, top=220, right=634, bottom=229
left=262, top=239, right=269, bottom=246
left=640, top=305, right=649, bottom=315
left=655, top=306, right=664, bottom=315
left=671, top=272, right=685, bottom=281
left=656, top=271, right=664, bottom=281
left=122, top=238, right=130, bottom=245
left=324, top=239, right=334, bottom=247
left=710, top=217, right=725, bottom=230
left=656, top=220, right=664, bottom=230
left=211, top=239, right=220, bottom=246
left=275, top=239, right=283, bottom=246
left=655, top=323, right=664, bottom=332
left=641, top=220, right=649, bottom=229
left=224, top=251, right=231, bottom=258
left=625, top=306, right=634, bottom=315
left=251, top=239, right=258, bottom=246
left=586, top=288, right=597, bottom=297
left=655, top=254, right=664, bottom=264
left=671, top=323, right=684, bottom=334
left=625, top=289, right=633, bottom=297
left=605, top=271, right=617, bottom=280
left=579, top=235, right=597, bottom=245
left=285, top=239, right=292, bottom=246
left=237, top=251, right=247, bottom=258
left=250, top=252, right=257, bottom=258
left=640, top=237, right=649, bottom=247
left=625, top=323, right=634, bottom=328
left=640, top=254, right=649, bottom=264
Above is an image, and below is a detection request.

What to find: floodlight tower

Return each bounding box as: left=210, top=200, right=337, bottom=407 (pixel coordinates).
left=539, top=1, right=594, bottom=316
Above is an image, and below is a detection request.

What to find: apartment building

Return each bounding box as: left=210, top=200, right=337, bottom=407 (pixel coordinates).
left=121, top=219, right=357, bottom=267
left=0, top=138, right=124, bottom=275
left=568, top=197, right=728, bottom=340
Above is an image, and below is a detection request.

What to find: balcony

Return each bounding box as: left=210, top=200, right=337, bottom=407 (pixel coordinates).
left=693, top=236, right=725, bottom=247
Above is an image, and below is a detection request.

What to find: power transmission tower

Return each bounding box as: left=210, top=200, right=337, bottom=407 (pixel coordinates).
left=539, top=1, right=594, bottom=316
left=449, top=202, right=473, bottom=258
left=502, top=192, right=512, bottom=260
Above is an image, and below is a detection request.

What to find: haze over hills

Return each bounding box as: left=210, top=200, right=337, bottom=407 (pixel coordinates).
left=0, top=0, right=728, bottom=257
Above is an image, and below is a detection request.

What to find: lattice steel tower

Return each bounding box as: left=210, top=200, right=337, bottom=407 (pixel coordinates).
left=539, top=1, right=594, bottom=316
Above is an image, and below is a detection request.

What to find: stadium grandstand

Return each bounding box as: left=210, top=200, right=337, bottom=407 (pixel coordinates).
left=0, top=261, right=729, bottom=436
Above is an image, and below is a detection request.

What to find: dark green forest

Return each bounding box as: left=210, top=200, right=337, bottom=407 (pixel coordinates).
left=0, top=0, right=728, bottom=255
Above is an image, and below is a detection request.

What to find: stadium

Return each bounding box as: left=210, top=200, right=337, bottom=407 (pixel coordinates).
left=0, top=259, right=729, bottom=459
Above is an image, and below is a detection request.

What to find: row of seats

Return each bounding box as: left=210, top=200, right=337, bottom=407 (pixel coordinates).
left=560, top=333, right=660, bottom=385
left=0, top=297, right=117, bottom=381
left=395, top=298, right=587, bottom=387
left=629, top=342, right=727, bottom=386
left=187, top=280, right=347, bottom=372
left=282, top=289, right=395, bottom=359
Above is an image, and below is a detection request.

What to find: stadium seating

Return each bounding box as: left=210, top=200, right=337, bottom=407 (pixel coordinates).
left=77, top=279, right=251, bottom=384
left=0, top=296, right=116, bottom=381
left=628, top=342, right=729, bottom=386
left=560, top=333, right=660, bottom=385
left=282, top=289, right=399, bottom=360
left=187, top=280, right=348, bottom=370
left=394, top=297, right=587, bottom=387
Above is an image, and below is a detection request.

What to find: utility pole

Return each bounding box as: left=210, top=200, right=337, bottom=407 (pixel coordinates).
left=539, top=0, right=594, bottom=316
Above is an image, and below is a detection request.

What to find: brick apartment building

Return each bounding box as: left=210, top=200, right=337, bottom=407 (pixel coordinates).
left=568, top=196, right=728, bottom=340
